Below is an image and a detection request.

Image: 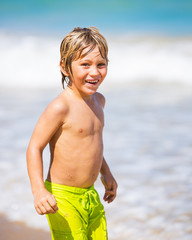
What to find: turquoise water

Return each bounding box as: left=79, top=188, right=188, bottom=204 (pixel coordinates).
left=1, top=0, right=192, bottom=89
left=0, top=0, right=192, bottom=35
left=0, top=2, right=192, bottom=239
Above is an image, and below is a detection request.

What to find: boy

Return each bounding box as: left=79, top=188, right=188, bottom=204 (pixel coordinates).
left=27, top=27, right=117, bottom=240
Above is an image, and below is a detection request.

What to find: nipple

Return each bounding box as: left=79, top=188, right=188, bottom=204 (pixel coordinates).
left=79, top=128, right=83, bottom=133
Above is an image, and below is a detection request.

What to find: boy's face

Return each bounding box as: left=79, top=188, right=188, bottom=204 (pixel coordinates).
left=69, top=46, right=107, bottom=97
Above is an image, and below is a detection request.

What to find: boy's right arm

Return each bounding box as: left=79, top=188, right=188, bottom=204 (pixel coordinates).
left=26, top=98, right=67, bottom=215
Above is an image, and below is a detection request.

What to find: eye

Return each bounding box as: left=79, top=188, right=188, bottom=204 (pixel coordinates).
left=98, top=63, right=106, bottom=67
left=81, top=63, right=89, bottom=67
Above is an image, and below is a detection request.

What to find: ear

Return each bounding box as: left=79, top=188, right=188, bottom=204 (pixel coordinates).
left=60, top=61, right=69, bottom=77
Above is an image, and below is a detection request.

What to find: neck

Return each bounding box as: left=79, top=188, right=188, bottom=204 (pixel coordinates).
left=66, top=86, right=93, bottom=101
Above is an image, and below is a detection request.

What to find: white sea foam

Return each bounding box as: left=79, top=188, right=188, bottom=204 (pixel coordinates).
left=0, top=32, right=61, bottom=89
left=0, top=32, right=192, bottom=89
left=107, top=36, right=192, bottom=84
left=0, top=32, right=192, bottom=239
left=0, top=85, right=192, bottom=239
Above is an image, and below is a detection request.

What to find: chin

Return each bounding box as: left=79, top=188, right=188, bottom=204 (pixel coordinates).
left=86, top=88, right=99, bottom=96
left=83, top=86, right=99, bottom=96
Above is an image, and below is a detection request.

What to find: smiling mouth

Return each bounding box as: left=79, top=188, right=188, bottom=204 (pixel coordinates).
left=85, top=80, right=99, bottom=85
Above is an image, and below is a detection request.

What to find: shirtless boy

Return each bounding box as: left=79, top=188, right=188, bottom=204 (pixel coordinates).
left=27, top=27, right=117, bottom=240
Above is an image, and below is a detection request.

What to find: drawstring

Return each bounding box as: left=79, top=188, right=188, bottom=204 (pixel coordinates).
left=80, top=189, right=99, bottom=210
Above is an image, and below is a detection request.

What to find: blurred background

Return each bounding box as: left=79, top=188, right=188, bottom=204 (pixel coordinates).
left=0, top=0, right=192, bottom=239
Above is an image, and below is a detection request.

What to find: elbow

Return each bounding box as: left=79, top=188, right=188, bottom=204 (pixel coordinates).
left=26, top=142, right=43, bottom=162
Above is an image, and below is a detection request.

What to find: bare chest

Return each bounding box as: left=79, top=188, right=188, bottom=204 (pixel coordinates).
left=63, top=101, right=104, bottom=137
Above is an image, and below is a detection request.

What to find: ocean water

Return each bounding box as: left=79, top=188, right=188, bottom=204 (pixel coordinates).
left=0, top=0, right=192, bottom=88
left=0, top=33, right=192, bottom=89
left=0, top=1, right=192, bottom=239
left=0, top=0, right=192, bottom=35
left=0, top=84, right=192, bottom=240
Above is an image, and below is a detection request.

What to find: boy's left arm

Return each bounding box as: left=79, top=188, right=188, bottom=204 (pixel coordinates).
left=100, top=157, right=118, bottom=203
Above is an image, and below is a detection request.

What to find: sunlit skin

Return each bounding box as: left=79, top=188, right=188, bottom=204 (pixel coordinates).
left=27, top=46, right=117, bottom=215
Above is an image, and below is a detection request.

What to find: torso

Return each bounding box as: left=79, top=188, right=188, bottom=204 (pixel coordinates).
left=47, top=91, right=105, bottom=188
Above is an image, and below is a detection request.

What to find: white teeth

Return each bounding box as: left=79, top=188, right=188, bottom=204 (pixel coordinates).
left=86, top=80, right=98, bottom=84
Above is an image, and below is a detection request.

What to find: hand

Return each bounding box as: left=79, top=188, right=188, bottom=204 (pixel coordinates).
left=34, top=188, right=58, bottom=215
left=101, top=172, right=118, bottom=204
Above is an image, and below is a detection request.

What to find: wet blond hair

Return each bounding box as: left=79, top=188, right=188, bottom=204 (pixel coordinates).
left=60, top=27, right=108, bottom=88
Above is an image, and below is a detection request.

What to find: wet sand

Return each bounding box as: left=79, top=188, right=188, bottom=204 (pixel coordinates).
left=0, top=215, right=51, bottom=240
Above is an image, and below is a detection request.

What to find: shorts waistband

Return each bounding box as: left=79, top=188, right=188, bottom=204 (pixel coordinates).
left=45, top=180, right=94, bottom=194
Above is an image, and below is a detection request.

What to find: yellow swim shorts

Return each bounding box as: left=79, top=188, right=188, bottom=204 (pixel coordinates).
left=45, top=180, right=108, bottom=240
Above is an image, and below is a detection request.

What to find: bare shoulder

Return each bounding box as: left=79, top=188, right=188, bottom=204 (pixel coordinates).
left=94, top=92, right=106, bottom=108
left=43, top=91, right=69, bottom=121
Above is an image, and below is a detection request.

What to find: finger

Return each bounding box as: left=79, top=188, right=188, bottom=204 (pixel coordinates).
left=42, top=201, right=56, bottom=214
left=103, top=190, right=114, bottom=201
left=39, top=204, right=48, bottom=215
left=105, top=195, right=115, bottom=203
left=48, top=195, right=59, bottom=212
left=104, top=189, right=117, bottom=202
left=107, top=194, right=116, bottom=203
left=35, top=206, right=44, bottom=215
left=105, top=190, right=114, bottom=195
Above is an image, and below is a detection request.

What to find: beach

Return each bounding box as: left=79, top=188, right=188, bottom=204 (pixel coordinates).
left=0, top=215, right=51, bottom=240
left=0, top=1, right=192, bottom=237
left=0, top=83, right=192, bottom=240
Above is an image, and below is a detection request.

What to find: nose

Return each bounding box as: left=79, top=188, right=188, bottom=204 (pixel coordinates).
left=89, top=66, right=100, bottom=77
